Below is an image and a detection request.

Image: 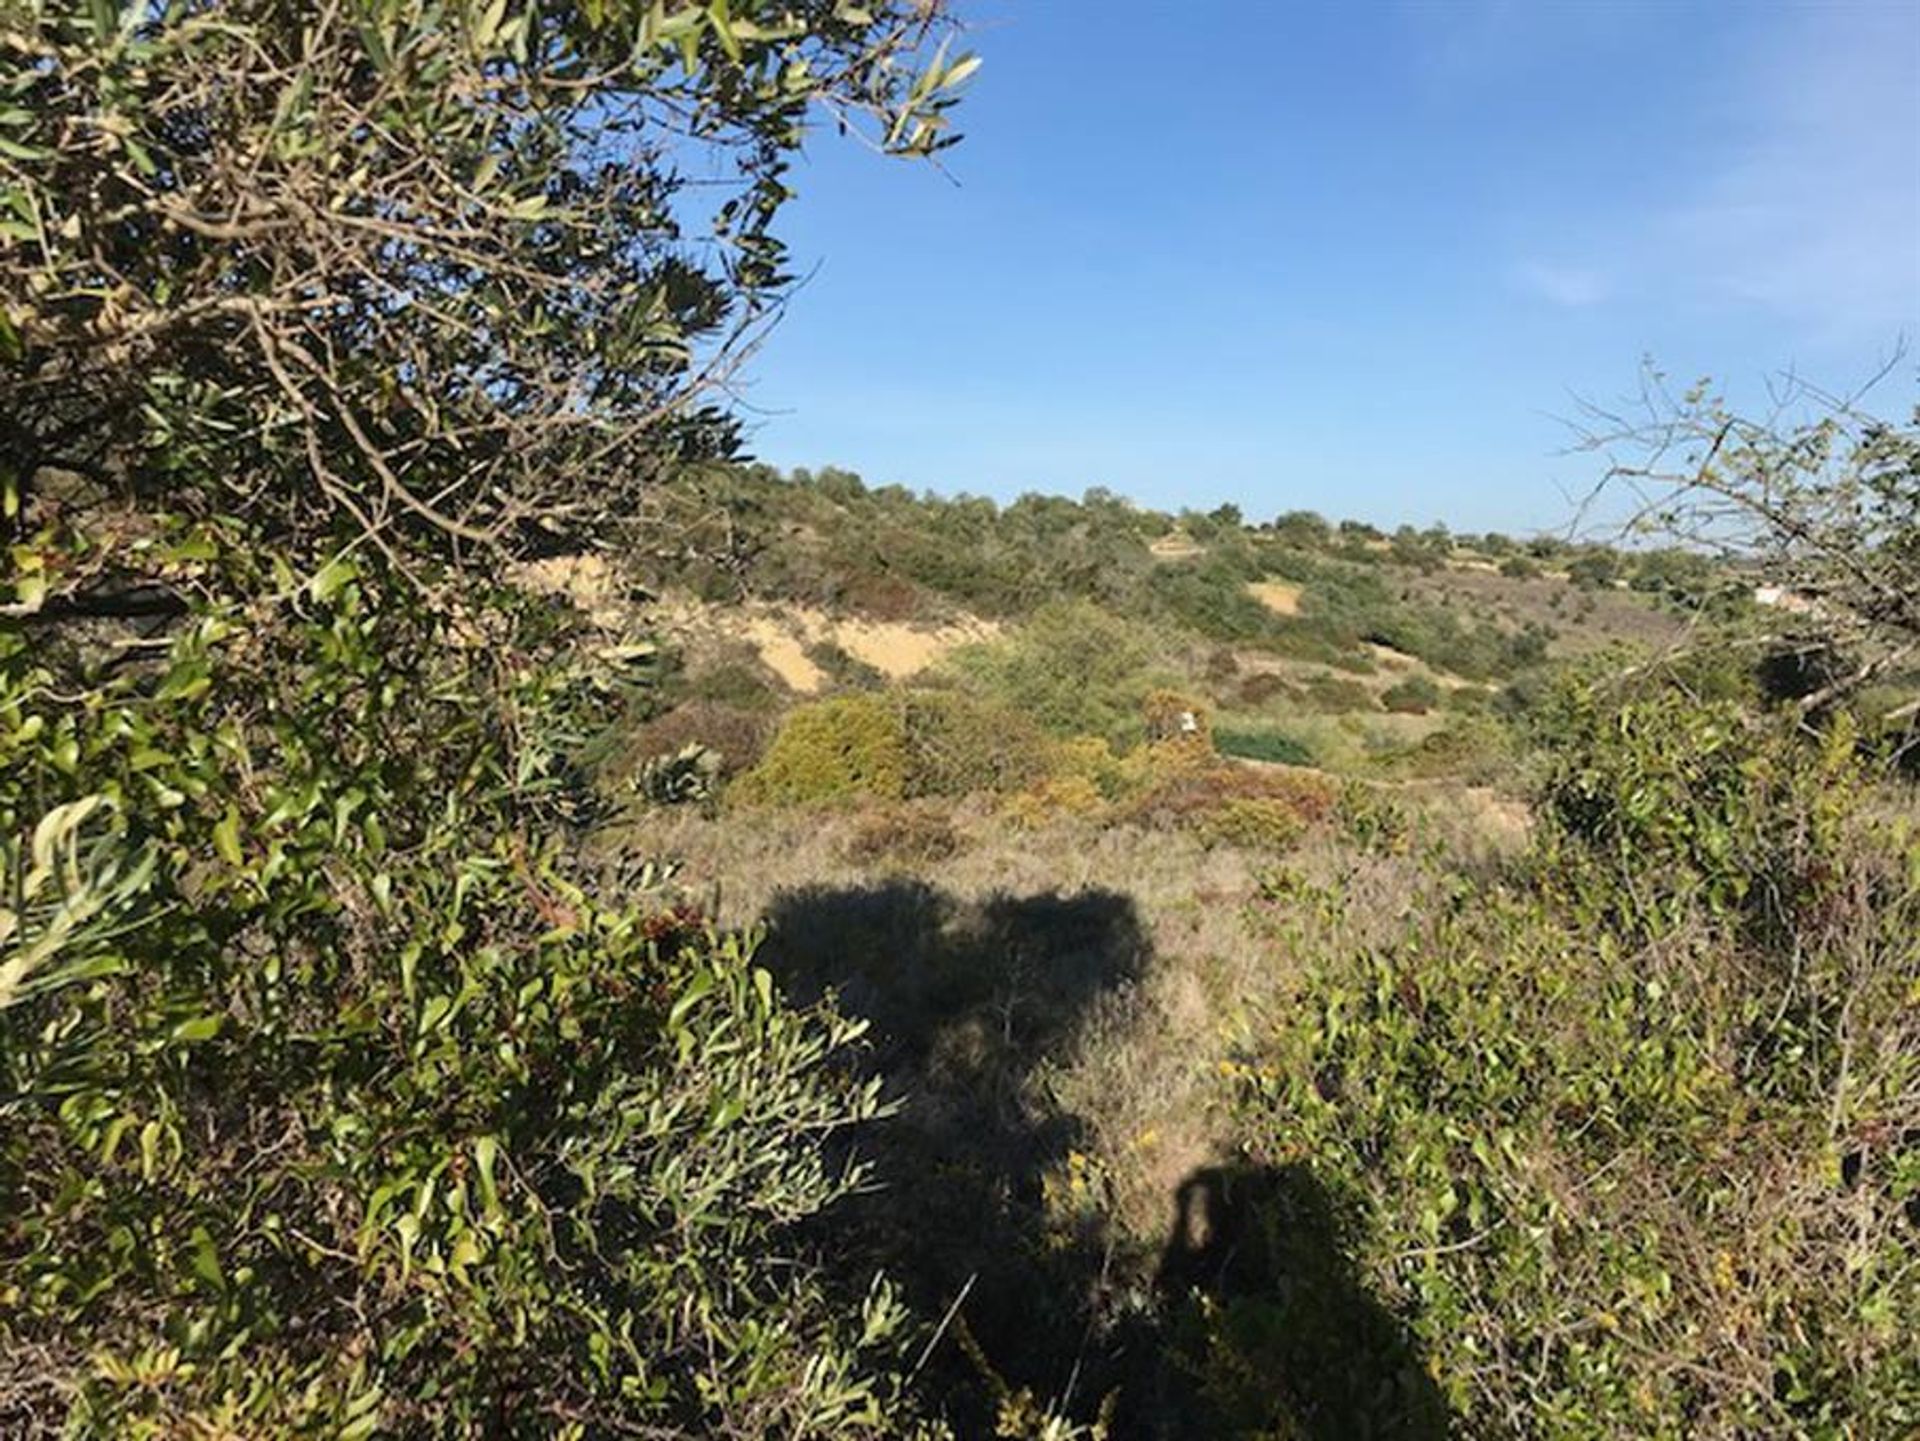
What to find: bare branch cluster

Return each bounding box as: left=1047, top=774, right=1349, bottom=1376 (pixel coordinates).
left=1572, top=358, right=1919, bottom=717
left=0, top=1, right=970, bottom=581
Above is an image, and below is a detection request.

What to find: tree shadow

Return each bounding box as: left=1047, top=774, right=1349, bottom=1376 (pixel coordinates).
left=758, top=880, right=1455, bottom=1438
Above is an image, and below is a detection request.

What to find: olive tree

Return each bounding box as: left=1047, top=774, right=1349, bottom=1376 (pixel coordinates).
left=1, top=4, right=983, bottom=1434
left=1, top=0, right=975, bottom=581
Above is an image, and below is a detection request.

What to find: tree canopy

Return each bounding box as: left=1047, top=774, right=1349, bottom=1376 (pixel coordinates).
left=2, top=0, right=974, bottom=577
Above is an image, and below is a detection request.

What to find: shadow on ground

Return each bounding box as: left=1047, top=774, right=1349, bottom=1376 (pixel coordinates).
left=759, top=879, right=1453, bottom=1439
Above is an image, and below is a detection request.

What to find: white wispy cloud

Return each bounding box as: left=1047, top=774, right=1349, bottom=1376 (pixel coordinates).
left=1654, top=4, right=1919, bottom=338
left=1513, top=261, right=1609, bottom=308
left=1469, top=4, right=1917, bottom=341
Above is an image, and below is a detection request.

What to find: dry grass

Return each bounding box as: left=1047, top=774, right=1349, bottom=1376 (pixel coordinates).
left=1244, top=579, right=1302, bottom=616
left=603, top=791, right=1480, bottom=1271
left=1406, top=566, right=1690, bottom=658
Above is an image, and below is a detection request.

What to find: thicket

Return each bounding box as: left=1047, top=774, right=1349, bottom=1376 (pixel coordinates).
left=1214, top=669, right=1919, bottom=1437
left=1, top=3, right=981, bottom=1434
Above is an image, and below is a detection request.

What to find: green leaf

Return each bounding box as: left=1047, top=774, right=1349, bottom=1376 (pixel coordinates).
left=171, top=1014, right=225, bottom=1044
left=308, top=554, right=358, bottom=602
left=669, top=968, right=715, bottom=1030
left=189, top=1225, right=226, bottom=1291
left=212, top=810, right=244, bottom=867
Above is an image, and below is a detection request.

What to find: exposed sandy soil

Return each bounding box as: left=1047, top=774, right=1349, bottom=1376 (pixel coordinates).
left=660, top=597, right=1001, bottom=693
left=508, top=552, right=632, bottom=631
left=1148, top=532, right=1205, bottom=560
left=736, top=615, right=826, bottom=691
left=1244, top=579, right=1302, bottom=616
left=507, top=559, right=1002, bottom=691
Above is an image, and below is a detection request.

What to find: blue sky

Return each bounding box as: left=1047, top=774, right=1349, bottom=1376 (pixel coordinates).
left=736, top=1, right=1920, bottom=534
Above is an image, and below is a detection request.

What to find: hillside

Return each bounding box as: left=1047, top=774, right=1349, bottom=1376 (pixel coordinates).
left=563, top=463, right=1918, bottom=1437
left=5, top=6, right=1914, bottom=1439
left=583, top=462, right=1705, bottom=792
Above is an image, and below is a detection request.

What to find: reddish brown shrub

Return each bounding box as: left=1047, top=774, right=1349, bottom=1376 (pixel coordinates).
left=1116, top=762, right=1338, bottom=842
left=841, top=801, right=965, bottom=867
left=621, top=701, right=770, bottom=780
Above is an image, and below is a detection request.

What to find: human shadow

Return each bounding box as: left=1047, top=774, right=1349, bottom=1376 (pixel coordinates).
left=1146, top=1162, right=1455, bottom=1440
left=758, top=882, right=1455, bottom=1438
left=759, top=879, right=1149, bottom=1432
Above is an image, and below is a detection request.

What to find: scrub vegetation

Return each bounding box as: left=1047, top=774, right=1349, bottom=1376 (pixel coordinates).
left=3, top=4, right=1916, bottom=1439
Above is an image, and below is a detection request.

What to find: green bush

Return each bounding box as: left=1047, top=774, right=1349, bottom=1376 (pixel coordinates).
left=1214, top=728, right=1315, bottom=766
left=0, top=553, right=914, bottom=1437
left=1535, top=669, right=1863, bottom=936
left=1373, top=717, right=1513, bottom=784
left=947, top=601, right=1160, bottom=744
left=898, top=689, right=1048, bottom=798
left=731, top=693, right=910, bottom=807
left=809, top=640, right=888, bottom=691
left=1379, top=674, right=1441, bottom=714
left=1214, top=683, right=1918, bottom=1437
left=1301, top=674, right=1378, bottom=713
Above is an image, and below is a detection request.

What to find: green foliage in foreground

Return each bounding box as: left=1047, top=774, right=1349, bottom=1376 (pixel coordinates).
left=1214, top=676, right=1919, bottom=1438
left=0, top=548, right=916, bottom=1437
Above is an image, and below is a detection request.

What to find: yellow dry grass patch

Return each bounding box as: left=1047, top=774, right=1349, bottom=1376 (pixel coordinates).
left=1244, top=579, right=1302, bottom=617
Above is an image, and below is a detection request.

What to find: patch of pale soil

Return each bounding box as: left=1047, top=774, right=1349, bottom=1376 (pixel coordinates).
left=508, top=552, right=630, bottom=630
left=653, top=595, right=1000, bottom=693
left=1149, top=532, right=1205, bottom=560
left=738, top=616, right=826, bottom=692
left=1245, top=579, right=1302, bottom=617
left=828, top=613, right=1001, bottom=679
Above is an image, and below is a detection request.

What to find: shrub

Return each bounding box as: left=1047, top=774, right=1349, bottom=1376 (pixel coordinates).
left=842, top=802, right=966, bottom=868
left=1235, top=671, right=1296, bottom=707
left=731, top=694, right=909, bottom=807
left=0, top=556, right=914, bottom=1437
left=681, top=646, right=787, bottom=712
left=1212, top=682, right=1917, bottom=1437
left=1301, top=674, right=1378, bottom=713
left=1195, top=796, right=1314, bottom=851
left=899, top=689, right=1048, bottom=797
left=947, top=601, right=1158, bottom=743
left=1535, top=669, right=1863, bottom=936
left=1374, top=718, right=1512, bottom=784
left=633, top=742, right=723, bottom=806
left=1141, top=688, right=1213, bottom=749
left=1117, top=762, right=1338, bottom=842
left=808, top=640, right=888, bottom=691
left=834, top=569, right=927, bottom=622
left=1214, top=728, right=1315, bottom=767
left=1379, top=674, right=1441, bottom=714
left=1440, top=683, right=1495, bottom=713
left=617, top=699, right=771, bottom=780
